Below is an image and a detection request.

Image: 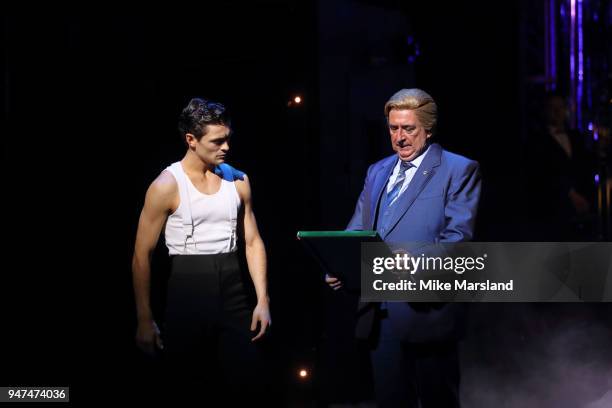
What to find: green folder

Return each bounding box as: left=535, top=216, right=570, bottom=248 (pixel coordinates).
left=297, top=230, right=382, bottom=291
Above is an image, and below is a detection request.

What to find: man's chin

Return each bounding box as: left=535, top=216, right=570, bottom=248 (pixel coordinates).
left=397, top=151, right=416, bottom=161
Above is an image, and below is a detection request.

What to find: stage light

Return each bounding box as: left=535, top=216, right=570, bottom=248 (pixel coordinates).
left=287, top=95, right=304, bottom=108
left=298, top=369, right=308, bottom=378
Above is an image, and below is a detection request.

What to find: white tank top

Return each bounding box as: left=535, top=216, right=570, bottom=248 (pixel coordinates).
left=164, top=162, right=241, bottom=255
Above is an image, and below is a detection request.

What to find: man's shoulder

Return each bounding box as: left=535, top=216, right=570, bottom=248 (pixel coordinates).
left=369, top=154, right=397, bottom=171
left=215, top=163, right=246, bottom=181
left=141, top=169, right=178, bottom=212
left=150, top=169, right=178, bottom=197
left=219, top=163, right=249, bottom=202
left=439, top=147, right=479, bottom=170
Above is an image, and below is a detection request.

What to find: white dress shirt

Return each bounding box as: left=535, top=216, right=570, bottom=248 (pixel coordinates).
left=386, top=144, right=431, bottom=204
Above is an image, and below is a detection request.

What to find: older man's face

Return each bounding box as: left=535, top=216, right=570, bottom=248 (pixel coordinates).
left=388, top=109, right=432, bottom=161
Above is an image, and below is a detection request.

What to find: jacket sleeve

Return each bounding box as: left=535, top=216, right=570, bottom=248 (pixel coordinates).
left=346, top=164, right=375, bottom=231
left=439, top=160, right=481, bottom=242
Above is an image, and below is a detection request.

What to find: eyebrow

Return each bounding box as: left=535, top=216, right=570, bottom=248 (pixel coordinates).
left=209, top=134, right=230, bottom=143
left=388, top=124, right=416, bottom=129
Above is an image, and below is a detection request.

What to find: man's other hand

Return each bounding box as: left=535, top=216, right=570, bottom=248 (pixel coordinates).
left=135, top=320, right=163, bottom=355
left=251, top=301, right=271, bottom=341
left=325, top=273, right=343, bottom=290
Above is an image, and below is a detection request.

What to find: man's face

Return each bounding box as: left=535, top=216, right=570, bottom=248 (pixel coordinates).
left=187, top=124, right=231, bottom=166
left=388, top=109, right=432, bottom=161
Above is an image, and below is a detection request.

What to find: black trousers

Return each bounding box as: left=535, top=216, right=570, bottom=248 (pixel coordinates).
left=371, top=312, right=461, bottom=408
left=161, top=252, right=268, bottom=403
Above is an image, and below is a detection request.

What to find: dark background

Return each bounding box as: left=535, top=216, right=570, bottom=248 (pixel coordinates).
left=4, top=1, right=612, bottom=405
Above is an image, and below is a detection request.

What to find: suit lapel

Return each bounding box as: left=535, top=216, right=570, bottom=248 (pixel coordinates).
left=368, top=156, right=397, bottom=229
left=383, top=143, right=442, bottom=238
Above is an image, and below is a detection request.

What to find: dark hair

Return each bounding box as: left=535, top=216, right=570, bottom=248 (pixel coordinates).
left=177, top=98, right=231, bottom=141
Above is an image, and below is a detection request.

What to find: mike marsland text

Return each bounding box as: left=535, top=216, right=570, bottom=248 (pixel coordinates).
left=372, top=279, right=514, bottom=291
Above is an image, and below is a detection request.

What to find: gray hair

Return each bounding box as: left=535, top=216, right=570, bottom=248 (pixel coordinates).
left=384, top=88, right=437, bottom=134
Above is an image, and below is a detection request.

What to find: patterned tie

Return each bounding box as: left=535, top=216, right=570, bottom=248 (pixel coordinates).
left=387, top=160, right=414, bottom=205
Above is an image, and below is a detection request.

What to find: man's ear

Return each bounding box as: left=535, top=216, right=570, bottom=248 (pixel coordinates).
left=185, top=133, right=196, bottom=147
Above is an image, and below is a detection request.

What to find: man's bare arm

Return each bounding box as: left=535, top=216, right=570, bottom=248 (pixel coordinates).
left=132, top=171, right=177, bottom=354
left=236, top=175, right=270, bottom=341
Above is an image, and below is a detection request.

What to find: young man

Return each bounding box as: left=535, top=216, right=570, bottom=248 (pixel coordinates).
left=132, top=98, right=270, bottom=400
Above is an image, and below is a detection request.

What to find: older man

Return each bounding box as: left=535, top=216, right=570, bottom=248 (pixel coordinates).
left=327, top=88, right=481, bottom=407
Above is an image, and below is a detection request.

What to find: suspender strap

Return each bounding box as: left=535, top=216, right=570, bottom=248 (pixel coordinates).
left=169, top=162, right=195, bottom=243
left=215, top=163, right=244, bottom=252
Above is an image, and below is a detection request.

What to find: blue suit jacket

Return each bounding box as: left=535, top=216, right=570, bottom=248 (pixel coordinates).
left=347, top=143, right=481, bottom=342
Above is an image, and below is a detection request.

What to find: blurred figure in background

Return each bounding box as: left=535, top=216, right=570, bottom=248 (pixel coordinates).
left=526, top=92, right=596, bottom=241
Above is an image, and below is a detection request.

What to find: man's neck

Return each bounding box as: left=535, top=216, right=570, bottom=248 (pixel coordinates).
left=181, top=150, right=214, bottom=175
